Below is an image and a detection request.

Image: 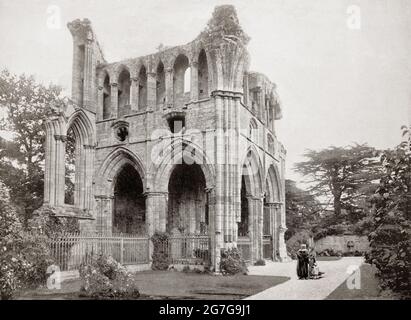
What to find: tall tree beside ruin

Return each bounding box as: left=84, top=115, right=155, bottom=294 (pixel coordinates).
left=294, top=144, right=381, bottom=216
left=0, top=69, right=62, bottom=224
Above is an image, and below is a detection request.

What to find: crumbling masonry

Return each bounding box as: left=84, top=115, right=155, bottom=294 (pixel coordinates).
left=42, top=5, right=289, bottom=270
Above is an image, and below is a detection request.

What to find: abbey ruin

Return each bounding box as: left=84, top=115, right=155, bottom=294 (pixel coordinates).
left=42, top=5, right=288, bottom=270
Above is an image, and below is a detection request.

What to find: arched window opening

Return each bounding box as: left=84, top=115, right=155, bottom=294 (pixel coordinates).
left=167, top=163, right=207, bottom=234
left=103, top=74, right=111, bottom=119
left=117, top=69, right=131, bottom=117
left=238, top=176, right=249, bottom=237
left=184, top=67, right=191, bottom=93
left=64, top=127, right=76, bottom=205
left=173, top=54, right=190, bottom=105
left=156, top=62, right=165, bottom=108
left=138, top=66, right=147, bottom=110
left=113, top=164, right=146, bottom=234
left=198, top=49, right=209, bottom=99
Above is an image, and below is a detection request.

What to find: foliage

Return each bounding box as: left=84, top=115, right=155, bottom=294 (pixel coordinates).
left=0, top=182, right=52, bottom=299
left=317, top=249, right=365, bottom=257
left=367, top=140, right=411, bottom=299
left=295, top=144, right=381, bottom=217
left=0, top=69, right=64, bottom=224
left=285, top=179, right=322, bottom=240
left=220, top=247, right=248, bottom=275
left=28, top=206, right=80, bottom=237
left=254, top=259, right=266, bottom=266
left=79, top=254, right=140, bottom=299
left=286, top=230, right=312, bottom=260
left=150, top=232, right=170, bottom=271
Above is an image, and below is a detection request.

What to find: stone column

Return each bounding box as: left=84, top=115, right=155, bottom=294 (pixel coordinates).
left=54, top=134, right=66, bottom=206
left=130, top=77, right=139, bottom=112
left=268, top=202, right=280, bottom=261
left=97, top=85, right=104, bottom=121
left=190, top=61, right=198, bottom=101
left=165, top=67, right=173, bottom=108
left=277, top=202, right=289, bottom=261
left=147, top=72, right=156, bottom=110
left=145, top=192, right=168, bottom=234
left=110, top=83, right=118, bottom=118
left=95, top=195, right=113, bottom=234
left=83, top=38, right=93, bottom=110
left=243, top=72, right=249, bottom=106
left=83, top=145, right=95, bottom=211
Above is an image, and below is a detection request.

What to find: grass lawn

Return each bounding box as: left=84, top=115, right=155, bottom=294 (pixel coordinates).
left=325, top=263, right=384, bottom=300
left=18, top=271, right=290, bottom=300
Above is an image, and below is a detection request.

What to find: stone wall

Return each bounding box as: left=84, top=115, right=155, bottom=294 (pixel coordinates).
left=314, top=235, right=370, bottom=253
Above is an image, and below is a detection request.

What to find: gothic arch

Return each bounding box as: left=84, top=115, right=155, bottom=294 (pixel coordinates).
left=151, top=139, right=215, bottom=193
left=265, top=163, right=282, bottom=203
left=96, top=147, right=146, bottom=196
left=241, top=146, right=264, bottom=197
left=66, top=109, right=95, bottom=146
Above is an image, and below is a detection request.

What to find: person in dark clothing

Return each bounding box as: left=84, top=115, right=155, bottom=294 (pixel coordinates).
left=296, top=244, right=309, bottom=279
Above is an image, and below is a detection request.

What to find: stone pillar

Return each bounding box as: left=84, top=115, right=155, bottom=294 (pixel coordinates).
left=278, top=202, right=289, bottom=261
left=268, top=202, right=280, bottom=261
left=165, top=67, right=173, bottom=108
left=243, top=72, right=249, bottom=106
left=83, top=38, right=93, bottom=110
left=110, top=83, right=118, bottom=118
left=54, top=134, right=66, bottom=206
left=130, top=77, right=139, bottom=112
left=147, top=72, right=156, bottom=110
left=83, top=145, right=95, bottom=211
left=190, top=61, right=198, bottom=101
left=95, top=195, right=113, bottom=234
left=97, top=85, right=104, bottom=121
left=145, top=192, right=168, bottom=234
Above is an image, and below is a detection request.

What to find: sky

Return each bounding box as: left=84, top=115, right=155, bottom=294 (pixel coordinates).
left=0, top=0, right=410, bottom=183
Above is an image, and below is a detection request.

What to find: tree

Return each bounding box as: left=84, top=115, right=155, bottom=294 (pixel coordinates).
left=285, top=179, right=322, bottom=239
left=0, top=69, right=63, bottom=224
left=294, top=144, right=381, bottom=217
left=367, top=132, right=411, bottom=299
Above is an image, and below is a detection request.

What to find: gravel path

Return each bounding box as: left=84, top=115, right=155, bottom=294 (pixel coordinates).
left=246, top=257, right=364, bottom=300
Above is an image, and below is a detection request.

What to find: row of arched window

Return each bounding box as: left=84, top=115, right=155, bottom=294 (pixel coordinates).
left=101, top=49, right=209, bottom=120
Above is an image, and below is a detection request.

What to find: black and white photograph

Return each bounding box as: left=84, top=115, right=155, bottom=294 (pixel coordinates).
left=0, top=0, right=409, bottom=307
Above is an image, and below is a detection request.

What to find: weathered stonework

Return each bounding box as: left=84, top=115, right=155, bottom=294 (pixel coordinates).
left=42, top=5, right=290, bottom=270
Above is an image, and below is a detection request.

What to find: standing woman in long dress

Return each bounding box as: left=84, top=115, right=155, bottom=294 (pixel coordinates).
left=296, top=244, right=309, bottom=279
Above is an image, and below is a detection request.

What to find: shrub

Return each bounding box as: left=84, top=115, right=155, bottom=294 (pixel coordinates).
left=150, top=232, right=170, bottom=270
left=286, top=230, right=311, bottom=259
left=220, top=248, right=248, bottom=275
left=254, top=259, right=266, bottom=266
left=79, top=254, right=140, bottom=299
left=366, top=145, right=411, bottom=299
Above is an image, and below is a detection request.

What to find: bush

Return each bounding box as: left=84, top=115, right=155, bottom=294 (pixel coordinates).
left=0, top=184, right=53, bottom=299
left=18, top=232, right=54, bottom=288
left=150, top=232, right=170, bottom=270
left=79, top=254, right=140, bottom=299
left=366, top=145, right=411, bottom=299
left=286, top=230, right=311, bottom=259
left=254, top=259, right=266, bottom=266
left=220, top=248, right=248, bottom=275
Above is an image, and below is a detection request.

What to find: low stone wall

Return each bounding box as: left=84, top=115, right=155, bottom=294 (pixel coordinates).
left=314, top=235, right=370, bottom=253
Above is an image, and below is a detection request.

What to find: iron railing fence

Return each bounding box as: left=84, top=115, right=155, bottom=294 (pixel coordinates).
left=155, top=234, right=211, bottom=266
left=48, top=233, right=150, bottom=271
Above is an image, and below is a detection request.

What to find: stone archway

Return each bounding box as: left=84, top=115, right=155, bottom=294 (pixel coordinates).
left=94, top=148, right=146, bottom=234
left=167, top=162, right=208, bottom=235
left=112, top=163, right=146, bottom=235
left=264, top=164, right=288, bottom=261
left=238, top=148, right=264, bottom=262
